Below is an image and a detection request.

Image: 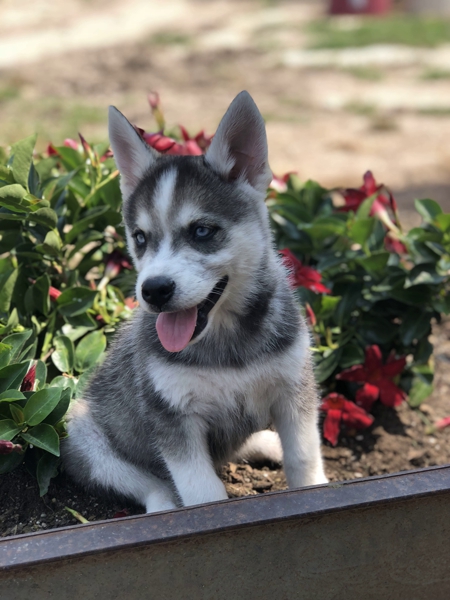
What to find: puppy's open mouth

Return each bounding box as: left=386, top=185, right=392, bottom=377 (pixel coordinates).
left=155, top=276, right=228, bottom=353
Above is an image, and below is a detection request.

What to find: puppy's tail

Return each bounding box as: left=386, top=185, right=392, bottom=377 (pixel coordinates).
left=234, top=430, right=283, bottom=464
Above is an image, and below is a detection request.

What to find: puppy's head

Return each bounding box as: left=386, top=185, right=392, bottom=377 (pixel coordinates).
left=109, top=91, right=273, bottom=352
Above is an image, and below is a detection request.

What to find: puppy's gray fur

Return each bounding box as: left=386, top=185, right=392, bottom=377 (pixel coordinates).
left=63, top=91, right=327, bottom=512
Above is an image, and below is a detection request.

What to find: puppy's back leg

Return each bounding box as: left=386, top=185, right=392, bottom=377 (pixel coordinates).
left=235, top=430, right=283, bottom=464
left=64, top=399, right=178, bottom=513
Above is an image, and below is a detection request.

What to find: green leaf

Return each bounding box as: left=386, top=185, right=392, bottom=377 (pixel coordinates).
left=30, top=207, right=58, bottom=229
left=51, top=335, right=75, bottom=373
left=405, top=264, right=446, bottom=287
left=0, top=390, right=26, bottom=403
left=433, top=294, right=450, bottom=314
left=0, top=183, right=28, bottom=212
left=0, top=268, right=18, bottom=314
left=390, top=285, right=432, bottom=306
left=1, top=330, right=32, bottom=362
left=409, top=376, right=433, bottom=407
left=44, top=388, right=72, bottom=425
left=301, top=216, right=346, bottom=243
left=28, top=161, right=41, bottom=197
left=36, top=230, right=62, bottom=256
left=436, top=212, right=450, bottom=232
left=407, top=228, right=442, bottom=244
left=359, top=314, right=397, bottom=345
left=0, top=450, right=23, bottom=474
left=22, top=193, right=49, bottom=211
left=0, top=208, right=26, bottom=221
left=64, top=206, right=110, bottom=244
left=0, top=361, right=30, bottom=394
left=414, top=198, right=442, bottom=223
left=315, top=348, right=342, bottom=383
left=29, top=274, right=51, bottom=316
left=9, top=403, right=24, bottom=424
left=339, top=343, right=365, bottom=369
left=63, top=313, right=97, bottom=332
left=49, top=375, right=77, bottom=393
left=23, top=387, right=62, bottom=426
left=75, top=367, right=95, bottom=398
left=10, top=135, right=37, bottom=189
left=56, top=287, right=98, bottom=317
left=349, top=218, right=375, bottom=246
left=334, top=283, right=362, bottom=327
left=21, top=423, right=60, bottom=456
left=0, top=419, right=23, bottom=440
left=66, top=231, right=105, bottom=260
left=0, top=343, right=12, bottom=369
left=75, top=330, right=106, bottom=372
left=399, top=310, right=431, bottom=347
left=357, top=252, right=390, bottom=273
left=414, top=338, right=434, bottom=365
left=36, top=452, right=60, bottom=496
left=318, top=295, right=341, bottom=320
left=0, top=308, right=19, bottom=337
left=0, top=165, right=14, bottom=185
left=356, top=194, right=376, bottom=219
left=52, top=146, right=83, bottom=170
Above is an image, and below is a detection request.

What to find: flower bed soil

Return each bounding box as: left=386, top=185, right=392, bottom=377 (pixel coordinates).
left=1, top=318, right=449, bottom=539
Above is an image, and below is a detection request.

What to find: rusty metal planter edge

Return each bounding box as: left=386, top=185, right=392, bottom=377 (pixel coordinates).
left=1, top=463, right=450, bottom=572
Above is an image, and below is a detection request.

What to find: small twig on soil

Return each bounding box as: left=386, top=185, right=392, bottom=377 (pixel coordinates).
left=65, top=506, right=89, bottom=524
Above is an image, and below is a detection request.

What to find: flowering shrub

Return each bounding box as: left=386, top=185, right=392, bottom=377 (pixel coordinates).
left=0, top=131, right=133, bottom=493
left=0, top=94, right=449, bottom=492
left=269, top=169, right=450, bottom=444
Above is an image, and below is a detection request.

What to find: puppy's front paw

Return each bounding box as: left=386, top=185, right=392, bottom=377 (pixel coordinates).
left=311, top=472, right=329, bottom=485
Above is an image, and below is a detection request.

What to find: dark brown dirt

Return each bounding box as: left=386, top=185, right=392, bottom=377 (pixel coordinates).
left=1, top=317, right=449, bottom=538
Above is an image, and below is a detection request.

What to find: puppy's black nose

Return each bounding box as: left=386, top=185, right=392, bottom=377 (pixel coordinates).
left=141, top=277, right=176, bottom=310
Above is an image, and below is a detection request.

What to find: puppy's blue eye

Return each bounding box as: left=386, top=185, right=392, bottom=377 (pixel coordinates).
left=194, top=225, right=216, bottom=240
left=134, top=231, right=146, bottom=247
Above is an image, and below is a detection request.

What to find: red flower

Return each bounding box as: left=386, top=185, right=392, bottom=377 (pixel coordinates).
left=125, top=297, right=139, bottom=309
left=141, top=130, right=204, bottom=156
left=179, top=125, right=213, bottom=152
left=100, top=148, right=114, bottom=162
left=279, top=249, right=331, bottom=294
left=49, top=286, right=62, bottom=301
left=305, top=302, right=316, bottom=327
left=148, top=91, right=166, bottom=131
left=435, top=416, right=450, bottom=429
left=338, top=171, right=399, bottom=232
left=0, top=440, right=23, bottom=455
left=320, top=393, right=373, bottom=446
left=47, top=144, right=58, bottom=156
left=384, top=234, right=407, bottom=255
left=20, top=363, right=36, bottom=392
left=269, top=172, right=296, bottom=194
left=64, top=138, right=79, bottom=151
left=104, top=250, right=133, bottom=280
left=336, top=345, right=406, bottom=410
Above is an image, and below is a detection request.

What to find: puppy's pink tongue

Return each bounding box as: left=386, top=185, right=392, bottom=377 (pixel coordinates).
left=156, top=307, right=198, bottom=352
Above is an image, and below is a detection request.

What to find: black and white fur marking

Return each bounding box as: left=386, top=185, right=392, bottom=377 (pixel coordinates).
left=63, top=91, right=328, bottom=512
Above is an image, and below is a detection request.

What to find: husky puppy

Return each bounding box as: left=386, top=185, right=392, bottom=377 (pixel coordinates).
left=63, top=91, right=328, bottom=513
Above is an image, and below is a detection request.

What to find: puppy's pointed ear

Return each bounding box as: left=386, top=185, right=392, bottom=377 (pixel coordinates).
left=205, top=91, right=272, bottom=194
left=108, top=106, right=159, bottom=199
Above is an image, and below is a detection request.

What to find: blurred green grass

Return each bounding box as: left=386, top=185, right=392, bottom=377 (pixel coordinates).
left=307, top=16, right=450, bottom=49
left=0, top=90, right=108, bottom=150
left=421, top=67, right=450, bottom=80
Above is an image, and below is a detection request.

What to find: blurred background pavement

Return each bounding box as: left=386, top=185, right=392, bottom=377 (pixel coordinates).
left=2, top=0, right=450, bottom=217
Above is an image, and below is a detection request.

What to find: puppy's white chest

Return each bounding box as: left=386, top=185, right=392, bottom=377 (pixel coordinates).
left=149, top=358, right=284, bottom=417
